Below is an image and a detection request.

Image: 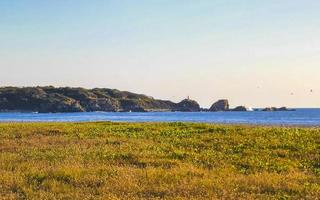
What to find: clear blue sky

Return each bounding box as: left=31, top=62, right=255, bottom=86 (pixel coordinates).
left=1, top=0, right=319, bottom=108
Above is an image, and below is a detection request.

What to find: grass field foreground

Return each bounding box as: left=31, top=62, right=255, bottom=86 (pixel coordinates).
left=0, top=122, right=319, bottom=199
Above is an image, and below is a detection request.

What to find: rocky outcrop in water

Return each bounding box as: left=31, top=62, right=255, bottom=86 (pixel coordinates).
left=262, top=107, right=295, bottom=111
left=209, top=99, right=229, bottom=112
left=174, top=99, right=201, bottom=112
left=232, top=106, right=248, bottom=112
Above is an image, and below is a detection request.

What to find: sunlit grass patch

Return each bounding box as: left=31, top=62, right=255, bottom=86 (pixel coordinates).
left=0, top=122, right=319, bottom=199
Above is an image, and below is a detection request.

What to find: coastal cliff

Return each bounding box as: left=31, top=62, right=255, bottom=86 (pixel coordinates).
left=0, top=87, right=198, bottom=113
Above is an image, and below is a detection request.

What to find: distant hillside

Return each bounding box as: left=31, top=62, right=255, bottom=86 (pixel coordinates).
left=0, top=87, right=200, bottom=113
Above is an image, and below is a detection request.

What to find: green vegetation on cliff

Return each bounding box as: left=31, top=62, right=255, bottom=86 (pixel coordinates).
left=0, top=122, right=319, bottom=199
left=0, top=87, right=200, bottom=113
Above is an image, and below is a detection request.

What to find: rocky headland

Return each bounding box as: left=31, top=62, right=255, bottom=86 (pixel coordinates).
left=0, top=87, right=197, bottom=113
left=0, top=87, right=295, bottom=113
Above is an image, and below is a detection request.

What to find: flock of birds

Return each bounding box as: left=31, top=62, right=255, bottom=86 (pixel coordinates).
left=290, top=89, right=314, bottom=96
left=255, top=86, right=315, bottom=96
left=177, top=88, right=316, bottom=102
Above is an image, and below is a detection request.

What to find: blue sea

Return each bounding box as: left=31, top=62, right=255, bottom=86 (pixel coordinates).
left=0, top=109, right=319, bottom=126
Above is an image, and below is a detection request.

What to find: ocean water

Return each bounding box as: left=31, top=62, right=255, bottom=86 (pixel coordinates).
left=0, top=109, right=319, bottom=126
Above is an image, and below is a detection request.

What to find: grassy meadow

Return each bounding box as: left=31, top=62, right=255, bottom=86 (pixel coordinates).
left=0, top=122, right=319, bottom=199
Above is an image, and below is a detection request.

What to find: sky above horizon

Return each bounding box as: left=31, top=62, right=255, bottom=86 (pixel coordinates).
left=1, top=0, right=319, bottom=108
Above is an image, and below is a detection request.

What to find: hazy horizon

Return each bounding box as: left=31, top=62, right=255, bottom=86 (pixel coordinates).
left=1, top=1, right=319, bottom=108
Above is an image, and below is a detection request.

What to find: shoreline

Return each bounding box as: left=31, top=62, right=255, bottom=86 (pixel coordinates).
left=0, top=120, right=319, bottom=128
left=1, top=109, right=319, bottom=127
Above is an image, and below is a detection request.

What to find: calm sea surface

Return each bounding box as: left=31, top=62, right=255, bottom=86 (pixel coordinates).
left=0, top=109, right=319, bottom=126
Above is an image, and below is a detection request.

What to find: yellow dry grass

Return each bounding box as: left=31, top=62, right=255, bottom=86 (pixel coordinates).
left=0, top=122, right=319, bottom=199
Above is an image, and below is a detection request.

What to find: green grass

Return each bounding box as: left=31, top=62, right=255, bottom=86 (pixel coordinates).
left=0, top=122, right=319, bottom=199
